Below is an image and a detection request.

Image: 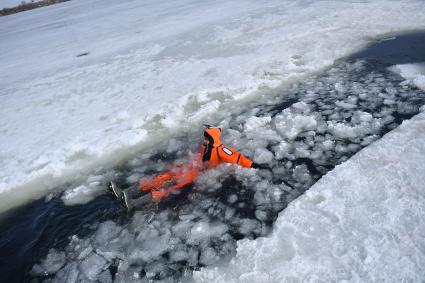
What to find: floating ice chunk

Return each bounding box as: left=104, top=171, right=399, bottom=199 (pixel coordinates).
left=273, top=141, right=292, bottom=160
left=145, top=260, right=167, bottom=279
left=188, top=222, right=228, bottom=244
left=79, top=253, right=108, bottom=281
left=347, top=96, right=358, bottom=105
left=114, top=262, right=144, bottom=283
left=389, top=63, right=425, bottom=91
left=327, top=119, right=381, bottom=140
left=170, top=249, right=189, bottom=262
left=352, top=111, right=373, bottom=123
left=61, top=185, right=89, bottom=205
left=294, top=147, right=310, bottom=158
left=244, top=116, right=272, bottom=132
left=397, top=102, right=419, bottom=115
left=94, top=221, right=123, bottom=246
left=238, top=218, right=259, bottom=236
left=224, top=128, right=243, bottom=144
left=243, top=115, right=281, bottom=145
left=415, top=76, right=425, bottom=90
left=188, top=222, right=211, bottom=244
left=166, top=138, right=183, bottom=153
left=335, top=100, right=356, bottom=109
left=61, top=176, right=104, bottom=206
left=310, top=150, right=323, bottom=160
left=137, top=233, right=170, bottom=262
left=346, top=143, right=360, bottom=152
left=359, top=92, right=368, bottom=99
left=284, top=161, right=293, bottom=169
left=322, top=140, right=335, bottom=150
left=234, top=165, right=262, bottom=185
left=136, top=225, right=159, bottom=242
left=292, top=164, right=311, bottom=184
left=314, top=134, right=325, bottom=142
left=274, top=110, right=317, bottom=140
left=31, top=249, right=66, bottom=275
left=187, top=247, right=200, bottom=267
left=253, top=182, right=272, bottom=206
left=272, top=166, right=287, bottom=178
left=227, top=194, right=238, bottom=203
left=255, top=210, right=268, bottom=221
left=77, top=246, right=93, bottom=260
left=291, top=102, right=310, bottom=113
left=335, top=144, right=347, bottom=154
left=96, top=248, right=123, bottom=263
left=254, top=148, right=274, bottom=164
left=225, top=207, right=236, bottom=220
left=126, top=173, right=141, bottom=184
left=196, top=168, right=225, bottom=191
left=88, top=175, right=103, bottom=183
left=321, top=109, right=333, bottom=116
left=172, top=220, right=194, bottom=240
left=334, top=82, right=346, bottom=93
left=385, top=86, right=397, bottom=96
left=199, top=248, right=220, bottom=266
left=98, top=269, right=113, bottom=283
left=52, top=262, right=79, bottom=283
left=199, top=198, right=215, bottom=211
left=328, top=112, right=341, bottom=120
left=383, top=99, right=395, bottom=105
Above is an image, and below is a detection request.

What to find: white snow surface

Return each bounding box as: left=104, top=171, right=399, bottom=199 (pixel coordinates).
left=1, top=0, right=425, bottom=213
left=193, top=112, right=425, bottom=282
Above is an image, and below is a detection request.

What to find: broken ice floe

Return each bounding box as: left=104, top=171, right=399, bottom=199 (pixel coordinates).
left=33, top=60, right=425, bottom=282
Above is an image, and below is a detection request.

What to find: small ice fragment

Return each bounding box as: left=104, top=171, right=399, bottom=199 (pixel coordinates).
left=79, top=253, right=108, bottom=281
left=199, top=248, right=219, bottom=265
left=254, top=148, right=274, bottom=164
left=170, top=249, right=189, bottom=262
left=238, top=219, right=258, bottom=236
left=322, top=140, right=334, bottom=151
left=335, top=100, right=356, bottom=109
left=255, top=210, right=268, bottom=221
left=31, top=249, right=66, bottom=275
left=227, top=194, right=238, bottom=203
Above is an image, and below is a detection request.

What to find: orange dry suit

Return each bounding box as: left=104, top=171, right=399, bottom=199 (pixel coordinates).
left=139, top=127, right=254, bottom=202
left=201, top=127, right=253, bottom=168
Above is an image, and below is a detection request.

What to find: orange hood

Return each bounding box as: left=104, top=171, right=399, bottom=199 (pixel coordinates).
left=204, top=127, right=222, bottom=147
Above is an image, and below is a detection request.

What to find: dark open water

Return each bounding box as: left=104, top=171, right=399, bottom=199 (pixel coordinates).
left=0, top=31, right=425, bottom=283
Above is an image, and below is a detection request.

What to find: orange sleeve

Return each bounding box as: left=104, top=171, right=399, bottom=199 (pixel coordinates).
left=217, top=145, right=253, bottom=168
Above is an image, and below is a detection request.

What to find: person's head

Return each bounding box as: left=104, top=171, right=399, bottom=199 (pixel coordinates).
left=203, top=125, right=222, bottom=147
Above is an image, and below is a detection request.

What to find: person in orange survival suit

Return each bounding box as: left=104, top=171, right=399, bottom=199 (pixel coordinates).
left=118, top=125, right=266, bottom=210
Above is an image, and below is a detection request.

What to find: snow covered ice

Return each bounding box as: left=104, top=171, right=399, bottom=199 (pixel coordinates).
left=2, top=0, right=425, bottom=213
left=2, top=0, right=425, bottom=282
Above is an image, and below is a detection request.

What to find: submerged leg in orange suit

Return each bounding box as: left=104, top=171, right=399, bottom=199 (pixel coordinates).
left=139, top=164, right=201, bottom=202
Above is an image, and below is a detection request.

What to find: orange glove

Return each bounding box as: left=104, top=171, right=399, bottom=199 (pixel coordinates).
left=151, top=189, right=169, bottom=202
